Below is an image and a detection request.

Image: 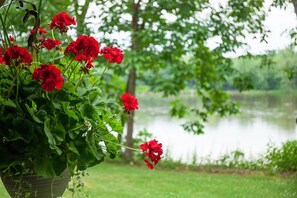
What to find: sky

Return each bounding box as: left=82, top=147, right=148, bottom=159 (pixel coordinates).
left=226, top=1, right=297, bottom=57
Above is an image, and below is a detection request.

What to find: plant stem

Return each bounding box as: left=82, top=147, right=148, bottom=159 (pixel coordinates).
left=15, top=65, right=20, bottom=101
left=68, top=62, right=80, bottom=79
left=92, top=63, right=110, bottom=87
left=3, top=0, right=14, bottom=24
left=64, top=57, right=75, bottom=72
left=103, top=139, right=141, bottom=152
left=37, top=0, right=43, bottom=21
left=0, top=13, right=10, bottom=46
left=100, top=63, right=111, bottom=81
left=51, top=29, right=55, bottom=40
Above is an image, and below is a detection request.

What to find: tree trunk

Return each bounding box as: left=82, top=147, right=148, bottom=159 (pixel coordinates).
left=124, top=1, right=140, bottom=161
left=74, top=0, right=91, bottom=35
left=124, top=68, right=136, bottom=160
left=293, top=0, right=297, bottom=16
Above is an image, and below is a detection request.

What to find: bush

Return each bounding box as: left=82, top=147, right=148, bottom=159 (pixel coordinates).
left=265, top=140, right=297, bottom=172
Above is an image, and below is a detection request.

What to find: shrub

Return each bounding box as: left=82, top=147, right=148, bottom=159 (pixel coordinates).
left=265, top=140, right=297, bottom=172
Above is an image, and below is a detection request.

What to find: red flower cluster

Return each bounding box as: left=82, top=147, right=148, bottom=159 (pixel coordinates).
left=140, top=139, right=163, bottom=169
left=120, top=93, right=138, bottom=112
left=41, top=38, right=62, bottom=50
left=30, top=26, right=48, bottom=35
left=49, top=11, right=76, bottom=33
left=3, top=45, right=32, bottom=66
left=100, top=46, right=124, bottom=64
left=65, top=35, right=99, bottom=69
left=32, top=64, right=64, bottom=92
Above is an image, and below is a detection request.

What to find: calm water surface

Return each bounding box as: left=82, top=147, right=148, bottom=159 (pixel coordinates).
left=133, top=91, right=297, bottom=162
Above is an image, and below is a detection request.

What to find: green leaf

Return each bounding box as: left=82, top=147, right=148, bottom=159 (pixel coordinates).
left=68, top=142, right=80, bottom=156
left=79, top=103, right=97, bottom=120
left=34, top=146, right=56, bottom=177
left=88, top=91, right=101, bottom=106
left=44, top=118, right=63, bottom=155
left=25, top=104, right=42, bottom=123
left=35, top=109, right=48, bottom=122
left=104, top=133, right=119, bottom=158
left=0, top=97, right=16, bottom=108
left=170, top=99, right=189, bottom=118
left=62, top=102, right=78, bottom=121
left=52, top=122, right=66, bottom=142
left=108, top=119, right=123, bottom=134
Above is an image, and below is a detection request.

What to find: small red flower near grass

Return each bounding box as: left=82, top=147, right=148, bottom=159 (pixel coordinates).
left=49, top=11, right=76, bottom=33
left=3, top=45, right=32, bottom=65
left=41, top=38, right=62, bottom=50
left=32, top=64, right=64, bottom=92
left=121, top=93, right=138, bottom=112
left=140, top=139, right=163, bottom=169
left=100, top=46, right=124, bottom=64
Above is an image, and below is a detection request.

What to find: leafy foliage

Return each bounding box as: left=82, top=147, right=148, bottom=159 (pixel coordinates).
left=265, top=140, right=297, bottom=172
left=227, top=48, right=297, bottom=90
left=91, top=0, right=272, bottom=135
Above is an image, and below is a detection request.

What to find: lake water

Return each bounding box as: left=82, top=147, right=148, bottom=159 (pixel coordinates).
left=133, top=91, right=297, bottom=163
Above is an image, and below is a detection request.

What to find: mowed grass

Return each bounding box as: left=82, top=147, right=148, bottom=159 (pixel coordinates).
left=0, top=163, right=296, bottom=198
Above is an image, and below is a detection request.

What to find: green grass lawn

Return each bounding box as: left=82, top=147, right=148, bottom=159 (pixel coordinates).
left=1, top=163, right=296, bottom=198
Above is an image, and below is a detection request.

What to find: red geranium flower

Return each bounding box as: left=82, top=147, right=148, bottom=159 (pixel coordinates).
left=0, top=57, right=4, bottom=64
left=9, top=35, right=14, bottom=42
left=32, top=64, right=64, bottom=92
left=3, top=45, right=32, bottom=65
left=41, top=38, right=62, bottom=50
left=65, top=35, right=99, bottom=71
left=31, top=26, right=48, bottom=35
left=100, top=46, right=124, bottom=64
left=0, top=47, right=4, bottom=64
left=120, top=93, right=138, bottom=112
left=140, top=139, right=163, bottom=169
left=65, top=35, right=99, bottom=62
left=49, top=11, right=76, bottom=33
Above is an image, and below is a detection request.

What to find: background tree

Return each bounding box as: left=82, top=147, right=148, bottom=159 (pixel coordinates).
left=91, top=0, right=271, bottom=160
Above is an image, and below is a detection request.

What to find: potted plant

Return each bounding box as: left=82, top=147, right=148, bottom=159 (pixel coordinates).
left=0, top=1, right=163, bottom=197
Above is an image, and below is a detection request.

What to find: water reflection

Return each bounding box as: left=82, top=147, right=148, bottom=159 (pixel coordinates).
left=133, top=92, right=297, bottom=162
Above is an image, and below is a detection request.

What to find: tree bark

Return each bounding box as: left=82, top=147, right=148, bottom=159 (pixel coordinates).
left=124, top=68, right=136, bottom=160
left=124, top=0, right=140, bottom=161
left=74, top=0, right=91, bottom=35
left=292, top=0, right=297, bottom=16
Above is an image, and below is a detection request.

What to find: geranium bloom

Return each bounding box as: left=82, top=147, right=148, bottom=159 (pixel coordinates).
left=0, top=47, right=4, bottom=64
left=9, top=35, right=14, bottom=42
left=121, top=93, right=138, bottom=112
left=3, top=45, right=32, bottom=65
left=30, top=26, right=48, bottom=35
left=100, top=46, right=124, bottom=64
left=32, top=64, right=64, bottom=92
left=140, top=139, right=163, bottom=169
left=65, top=35, right=99, bottom=73
left=0, top=57, right=4, bottom=64
left=41, top=38, right=62, bottom=50
left=65, top=35, right=99, bottom=62
left=50, top=11, right=76, bottom=33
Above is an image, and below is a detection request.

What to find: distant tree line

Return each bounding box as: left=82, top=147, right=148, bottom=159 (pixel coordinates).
left=223, top=48, right=297, bottom=91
